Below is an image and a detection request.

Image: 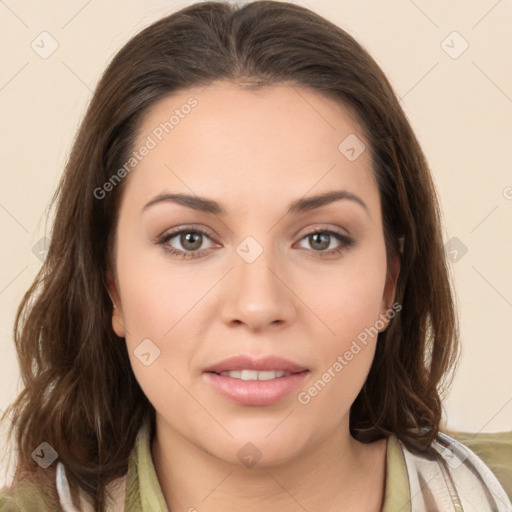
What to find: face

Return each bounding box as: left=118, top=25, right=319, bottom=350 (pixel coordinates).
left=109, top=81, right=399, bottom=466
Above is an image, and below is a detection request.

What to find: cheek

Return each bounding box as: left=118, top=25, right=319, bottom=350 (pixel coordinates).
left=306, top=243, right=388, bottom=339
left=296, top=243, right=387, bottom=406
left=114, top=232, right=205, bottom=398
left=115, top=226, right=202, bottom=339
left=116, top=262, right=200, bottom=417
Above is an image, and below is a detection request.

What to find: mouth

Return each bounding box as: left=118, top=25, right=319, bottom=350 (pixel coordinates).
left=203, top=354, right=308, bottom=374
left=203, top=355, right=309, bottom=406
left=216, top=370, right=293, bottom=380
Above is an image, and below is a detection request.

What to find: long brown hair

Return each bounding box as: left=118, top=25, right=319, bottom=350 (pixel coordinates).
left=3, top=1, right=459, bottom=509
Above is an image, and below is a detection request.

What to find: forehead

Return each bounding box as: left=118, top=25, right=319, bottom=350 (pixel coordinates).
left=124, top=80, right=378, bottom=214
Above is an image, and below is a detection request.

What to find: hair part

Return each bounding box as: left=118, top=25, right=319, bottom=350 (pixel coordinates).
left=3, top=1, right=459, bottom=509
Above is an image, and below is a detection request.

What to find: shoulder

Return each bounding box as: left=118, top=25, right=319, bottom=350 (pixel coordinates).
left=397, top=430, right=512, bottom=511
left=0, top=483, right=58, bottom=512
left=0, top=466, right=63, bottom=512
left=445, top=429, right=512, bottom=504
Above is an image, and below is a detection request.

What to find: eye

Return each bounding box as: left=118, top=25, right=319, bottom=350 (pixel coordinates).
left=156, top=226, right=354, bottom=260
left=296, top=229, right=354, bottom=257
left=157, top=227, right=217, bottom=259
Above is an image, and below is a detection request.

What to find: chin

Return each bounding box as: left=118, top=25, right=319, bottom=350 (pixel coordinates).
left=198, top=425, right=314, bottom=469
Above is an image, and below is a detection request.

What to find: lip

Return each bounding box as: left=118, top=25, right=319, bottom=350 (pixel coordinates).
left=203, top=355, right=308, bottom=374
left=203, top=355, right=309, bottom=406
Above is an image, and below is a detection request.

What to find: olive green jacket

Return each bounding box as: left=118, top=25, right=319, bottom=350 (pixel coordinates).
left=1, top=425, right=511, bottom=511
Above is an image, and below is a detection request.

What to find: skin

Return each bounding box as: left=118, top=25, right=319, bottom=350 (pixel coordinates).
left=109, top=80, right=400, bottom=512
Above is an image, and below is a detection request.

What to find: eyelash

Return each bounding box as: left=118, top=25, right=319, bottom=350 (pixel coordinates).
left=157, top=227, right=354, bottom=260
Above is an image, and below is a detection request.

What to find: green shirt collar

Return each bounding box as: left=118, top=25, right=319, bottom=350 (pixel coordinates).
left=126, top=423, right=412, bottom=512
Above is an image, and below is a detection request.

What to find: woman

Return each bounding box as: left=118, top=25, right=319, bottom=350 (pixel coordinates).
left=1, top=1, right=510, bottom=511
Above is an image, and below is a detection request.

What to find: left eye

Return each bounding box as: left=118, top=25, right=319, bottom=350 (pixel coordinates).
left=296, top=230, right=351, bottom=253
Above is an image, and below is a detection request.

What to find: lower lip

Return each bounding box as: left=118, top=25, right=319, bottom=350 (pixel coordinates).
left=204, top=371, right=309, bottom=406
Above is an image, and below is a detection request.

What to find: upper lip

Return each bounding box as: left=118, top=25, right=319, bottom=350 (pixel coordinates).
left=203, top=355, right=308, bottom=374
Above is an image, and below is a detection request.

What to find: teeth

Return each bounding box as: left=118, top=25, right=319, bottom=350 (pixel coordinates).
left=218, top=370, right=291, bottom=380
left=241, top=370, right=259, bottom=380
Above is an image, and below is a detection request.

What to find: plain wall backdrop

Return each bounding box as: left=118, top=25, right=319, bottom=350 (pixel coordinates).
left=1, top=0, right=511, bottom=481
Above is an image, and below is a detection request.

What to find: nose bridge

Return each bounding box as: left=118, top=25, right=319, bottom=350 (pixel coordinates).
left=220, top=234, right=295, bottom=329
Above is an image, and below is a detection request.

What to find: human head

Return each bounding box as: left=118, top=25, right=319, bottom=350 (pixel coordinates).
left=6, top=1, right=458, bottom=508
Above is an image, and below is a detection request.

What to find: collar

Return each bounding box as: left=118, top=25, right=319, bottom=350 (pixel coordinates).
left=58, top=423, right=509, bottom=511
left=127, top=423, right=411, bottom=512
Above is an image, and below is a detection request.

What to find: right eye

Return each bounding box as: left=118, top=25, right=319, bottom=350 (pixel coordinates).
left=158, top=227, right=219, bottom=259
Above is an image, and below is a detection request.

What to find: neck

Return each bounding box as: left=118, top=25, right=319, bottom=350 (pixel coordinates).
left=151, top=418, right=387, bottom=512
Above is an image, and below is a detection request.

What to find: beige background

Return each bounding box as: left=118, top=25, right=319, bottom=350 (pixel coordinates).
left=1, top=0, right=511, bottom=480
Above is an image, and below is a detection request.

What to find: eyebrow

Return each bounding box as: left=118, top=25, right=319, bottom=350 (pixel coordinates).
left=142, top=190, right=370, bottom=217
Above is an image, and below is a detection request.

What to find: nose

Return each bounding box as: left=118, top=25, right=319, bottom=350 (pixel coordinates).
left=220, top=244, right=297, bottom=332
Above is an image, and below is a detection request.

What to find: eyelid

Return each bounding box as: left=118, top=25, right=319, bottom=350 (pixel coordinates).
left=294, top=228, right=353, bottom=251
left=158, top=224, right=218, bottom=241
left=293, top=223, right=351, bottom=240
left=158, top=223, right=350, bottom=244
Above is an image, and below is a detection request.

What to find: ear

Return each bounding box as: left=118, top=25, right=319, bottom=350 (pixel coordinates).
left=106, top=270, right=126, bottom=338
left=378, top=249, right=401, bottom=332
